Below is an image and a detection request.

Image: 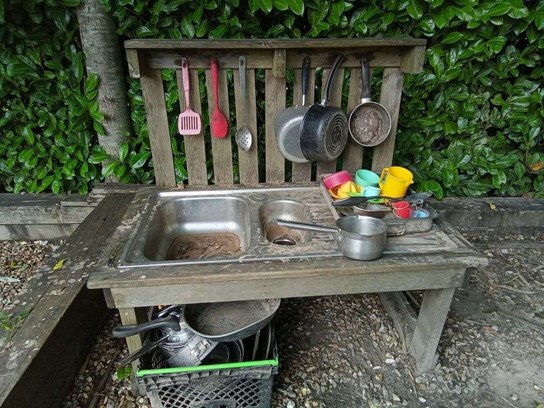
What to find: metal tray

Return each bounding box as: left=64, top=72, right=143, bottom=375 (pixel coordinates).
left=383, top=203, right=437, bottom=235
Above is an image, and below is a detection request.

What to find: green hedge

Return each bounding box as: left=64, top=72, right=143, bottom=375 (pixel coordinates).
left=1, top=0, right=543, bottom=197
left=0, top=0, right=103, bottom=194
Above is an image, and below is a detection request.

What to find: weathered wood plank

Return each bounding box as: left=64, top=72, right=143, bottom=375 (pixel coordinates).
left=146, top=50, right=403, bottom=71
left=342, top=67, right=364, bottom=173
left=108, top=268, right=465, bottom=308
left=0, top=193, right=134, bottom=406
left=0, top=224, right=78, bottom=241
left=291, top=68, right=316, bottom=182
left=372, top=68, right=404, bottom=172
left=233, top=68, right=259, bottom=184
left=401, top=45, right=427, bottom=74
left=127, top=38, right=426, bottom=50
left=206, top=66, right=234, bottom=185
left=176, top=69, right=208, bottom=185
left=265, top=69, right=286, bottom=183
left=410, top=287, right=457, bottom=374
left=126, top=49, right=141, bottom=78
left=141, top=69, right=176, bottom=186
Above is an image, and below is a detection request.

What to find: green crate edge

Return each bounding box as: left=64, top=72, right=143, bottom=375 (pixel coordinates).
left=137, top=356, right=279, bottom=377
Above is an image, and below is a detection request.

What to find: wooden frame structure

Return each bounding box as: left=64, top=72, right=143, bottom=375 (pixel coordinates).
left=86, top=38, right=487, bottom=376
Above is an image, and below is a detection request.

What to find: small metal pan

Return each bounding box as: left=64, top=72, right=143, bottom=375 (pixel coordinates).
left=348, top=57, right=391, bottom=147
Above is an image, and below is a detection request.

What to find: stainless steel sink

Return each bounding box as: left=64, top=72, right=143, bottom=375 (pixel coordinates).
left=117, top=186, right=341, bottom=268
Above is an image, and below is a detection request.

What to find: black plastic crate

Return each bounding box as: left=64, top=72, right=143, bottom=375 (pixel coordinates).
left=137, top=347, right=278, bottom=408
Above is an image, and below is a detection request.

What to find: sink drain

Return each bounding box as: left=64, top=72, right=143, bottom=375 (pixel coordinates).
left=272, top=236, right=297, bottom=246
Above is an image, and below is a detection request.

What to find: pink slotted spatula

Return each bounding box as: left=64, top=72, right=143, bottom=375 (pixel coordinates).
left=178, top=58, right=202, bottom=136
left=210, top=58, right=229, bottom=138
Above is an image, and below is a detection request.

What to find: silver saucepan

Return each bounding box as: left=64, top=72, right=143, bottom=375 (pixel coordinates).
left=276, top=216, right=387, bottom=261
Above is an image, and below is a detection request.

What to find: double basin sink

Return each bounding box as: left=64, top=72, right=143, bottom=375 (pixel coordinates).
left=117, top=186, right=342, bottom=268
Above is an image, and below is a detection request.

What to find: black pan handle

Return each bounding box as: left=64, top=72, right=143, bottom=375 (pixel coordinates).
left=301, top=56, right=311, bottom=106
left=112, top=315, right=181, bottom=338
left=361, top=57, right=371, bottom=101
left=118, top=333, right=169, bottom=366
left=322, top=54, right=345, bottom=105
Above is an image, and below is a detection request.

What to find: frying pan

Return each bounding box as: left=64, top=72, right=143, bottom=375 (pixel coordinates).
left=348, top=57, right=392, bottom=147
left=182, top=299, right=281, bottom=342
left=277, top=216, right=387, bottom=261
left=274, top=56, right=311, bottom=163
left=300, top=55, right=349, bottom=162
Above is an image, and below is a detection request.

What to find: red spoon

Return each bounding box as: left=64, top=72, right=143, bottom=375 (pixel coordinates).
left=210, top=58, right=228, bottom=138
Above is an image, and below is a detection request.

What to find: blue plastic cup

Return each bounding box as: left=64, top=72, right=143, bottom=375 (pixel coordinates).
left=355, top=169, right=380, bottom=188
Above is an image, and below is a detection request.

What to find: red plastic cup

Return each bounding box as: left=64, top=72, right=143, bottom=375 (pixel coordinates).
left=392, top=201, right=412, bottom=219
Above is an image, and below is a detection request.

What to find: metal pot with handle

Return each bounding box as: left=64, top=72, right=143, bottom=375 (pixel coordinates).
left=276, top=216, right=387, bottom=261
left=274, top=56, right=311, bottom=163
left=299, top=55, right=349, bottom=162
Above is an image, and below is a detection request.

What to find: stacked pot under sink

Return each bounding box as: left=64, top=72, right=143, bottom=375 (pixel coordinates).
left=113, top=299, right=280, bottom=368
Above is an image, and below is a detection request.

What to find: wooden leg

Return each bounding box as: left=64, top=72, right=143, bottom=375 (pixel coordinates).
left=118, top=307, right=148, bottom=397
left=409, top=288, right=455, bottom=374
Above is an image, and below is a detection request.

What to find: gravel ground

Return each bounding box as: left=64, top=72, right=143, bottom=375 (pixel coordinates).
left=0, top=240, right=57, bottom=311
left=2, top=230, right=544, bottom=408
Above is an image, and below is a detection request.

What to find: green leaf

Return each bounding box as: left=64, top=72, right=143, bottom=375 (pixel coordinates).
left=119, top=143, right=129, bottom=161
left=116, top=366, right=132, bottom=379
left=273, top=0, right=288, bottom=11
left=51, top=180, right=62, bottom=194
left=442, top=32, right=463, bottom=45
left=89, top=150, right=109, bottom=164
left=101, top=161, right=117, bottom=178
left=85, top=74, right=99, bottom=95
left=52, top=258, right=68, bottom=271
left=486, top=3, right=512, bottom=18
left=289, top=0, right=304, bottom=16
left=129, top=151, right=151, bottom=169
left=407, top=0, right=424, bottom=20
left=488, top=36, right=506, bottom=53
left=22, top=126, right=35, bottom=145
left=180, top=17, right=195, bottom=38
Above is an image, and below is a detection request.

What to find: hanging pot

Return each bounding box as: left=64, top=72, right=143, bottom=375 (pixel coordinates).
left=299, top=55, right=349, bottom=162
left=274, top=56, right=311, bottom=163
left=348, top=57, right=392, bottom=147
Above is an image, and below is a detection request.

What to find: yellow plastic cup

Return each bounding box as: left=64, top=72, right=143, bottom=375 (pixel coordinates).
left=378, top=166, right=414, bottom=198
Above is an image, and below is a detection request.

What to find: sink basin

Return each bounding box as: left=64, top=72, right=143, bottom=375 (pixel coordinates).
left=117, top=186, right=341, bottom=268
left=142, top=196, right=251, bottom=261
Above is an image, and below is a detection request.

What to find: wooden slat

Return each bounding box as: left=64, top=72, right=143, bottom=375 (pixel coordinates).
left=401, top=45, right=427, bottom=73
left=316, top=67, right=344, bottom=176
left=206, top=67, right=234, bottom=185
left=291, top=68, right=316, bottom=182
left=342, top=67, right=364, bottom=173
left=176, top=69, right=207, bottom=185
left=265, top=69, right=286, bottom=183
left=372, top=68, right=405, bottom=172
left=233, top=68, right=258, bottom=184
left=125, top=49, right=140, bottom=78
left=140, top=69, right=176, bottom=186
